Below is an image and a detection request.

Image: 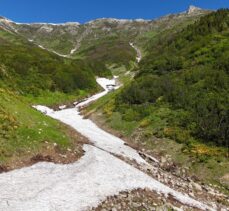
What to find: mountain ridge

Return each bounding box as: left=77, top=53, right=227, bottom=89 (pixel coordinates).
left=0, top=6, right=209, bottom=61
left=0, top=5, right=207, bottom=26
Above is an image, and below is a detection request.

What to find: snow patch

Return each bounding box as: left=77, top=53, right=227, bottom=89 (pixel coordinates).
left=0, top=77, right=213, bottom=210
left=130, top=42, right=142, bottom=63
left=15, top=22, right=80, bottom=26
left=187, top=5, right=202, bottom=14
left=34, top=78, right=138, bottom=164
left=59, top=105, right=67, bottom=110
left=86, top=18, right=150, bottom=25
left=0, top=145, right=213, bottom=211
left=70, top=46, right=78, bottom=55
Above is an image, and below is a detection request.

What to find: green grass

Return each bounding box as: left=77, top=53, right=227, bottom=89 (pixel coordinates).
left=107, top=112, right=138, bottom=136
left=0, top=89, right=77, bottom=165
left=84, top=86, right=229, bottom=189
left=0, top=27, right=99, bottom=96
left=76, top=36, right=137, bottom=68
left=24, top=89, right=88, bottom=106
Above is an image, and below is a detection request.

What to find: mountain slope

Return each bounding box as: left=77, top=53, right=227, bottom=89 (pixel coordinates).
left=118, top=9, right=229, bottom=146
left=0, top=24, right=96, bottom=168
left=0, top=26, right=98, bottom=95
left=0, top=5, right=219, bottom=175
left=84, top=9, right=229, bottom=188
left=0, top=6, right=210, bottom=70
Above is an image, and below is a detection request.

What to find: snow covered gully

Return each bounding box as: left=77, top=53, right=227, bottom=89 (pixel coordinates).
left=0, top=78, right=214, bottom=211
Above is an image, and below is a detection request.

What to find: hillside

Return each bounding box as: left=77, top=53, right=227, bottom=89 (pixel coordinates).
left=0, top=27, right=99, bottom=95
left=0, top=6, right=216, bottom=170
left=1, top=5, right=229, bottom=211
left=0, top=6, right=209, bottom=69
left=117, top=9, right=229, bottom=147
left=0, top=26, right=98, bottom=168
left=84, top=9, right=229, bottom=188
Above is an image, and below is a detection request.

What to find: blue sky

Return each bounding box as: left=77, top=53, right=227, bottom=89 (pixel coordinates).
left=1, top=0, right=229, bottom=23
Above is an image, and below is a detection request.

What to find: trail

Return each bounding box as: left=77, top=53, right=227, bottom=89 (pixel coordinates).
left=0, top=78, right=214, bottom=211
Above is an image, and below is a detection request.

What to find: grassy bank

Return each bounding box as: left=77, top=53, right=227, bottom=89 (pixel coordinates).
left=24, top=89, right=89, bottom=107
left=0, top=88, right=88, bottom=170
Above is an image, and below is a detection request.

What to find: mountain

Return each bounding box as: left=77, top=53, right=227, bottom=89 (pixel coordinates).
left=0, top=21, right=98, bottom=168
left=0, top=5, right=214, bottom=171
left=82, top=9, right=229, bottom=190
left=1, top=7, right=229, bottom=209
left=187, top=5, right=203, bottom=14
left=0, top=6, right=209, bottom=68
left=115, top=9, right=229, bottom=147
left=0, top=26, right=98, bottom=95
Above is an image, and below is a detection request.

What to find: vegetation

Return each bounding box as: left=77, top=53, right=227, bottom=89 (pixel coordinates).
left=0, top=28, right=99, bottom=166
left=0, top=9, right=228, bottom=183
left=115, top=9, right=229, bottom=148
left=0, top=29, right=99, bottom=96
left=82, top=10, right=229, bottom=187
left=75, top=35, right=137, bottom=77
left=0, top=88, right=79, bottom=166
left=78, top=36, right=136, bottom=65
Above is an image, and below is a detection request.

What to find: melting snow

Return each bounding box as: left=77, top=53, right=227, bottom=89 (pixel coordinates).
left=130, top=42, right=142, bottom=63
left=0, top=145, right=213, bottom=211
left=0, top=78, right=213, bottom=211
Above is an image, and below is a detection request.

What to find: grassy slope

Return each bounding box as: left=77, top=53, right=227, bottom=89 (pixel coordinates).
left=0, top=28, right=98, bottom=95
left=0, top=89, right=87, bottom=168
left=84, top=10, right=229, bottom=188
left=13, top=11, right=209, bottom=78
left=120, top=9, right=229, bottom=147
left=76, top=36, right=136, bottom=63
left=73, top=35, right=137, bottom=77
left=0, top=29, right=95, bottom=167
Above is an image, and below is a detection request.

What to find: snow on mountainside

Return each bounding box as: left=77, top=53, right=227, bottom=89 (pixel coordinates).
left=86, top=18, right=150, bottom=25
left=187, top=5, right=203, bottom=14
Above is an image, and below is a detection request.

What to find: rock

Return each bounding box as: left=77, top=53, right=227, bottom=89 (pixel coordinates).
left=189, top=192, right=195, bottom=197
left=132, top=202, right=141, bottom=208
left=161, top=156, right=166, bottom=164
left=144, top=187, right=151, bottom=192
left=121, top=202, right=126, bottom=207
left=111, top=208, right=117, bottom=211
left=192, top=182, right=202, bottom=191
left=187, top=5, right=202, bottom=14
left=220, top=173, right=229, bottom=187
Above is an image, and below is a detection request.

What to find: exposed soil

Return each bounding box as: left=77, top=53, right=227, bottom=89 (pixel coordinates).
left=92, top=189, right=200, bottom=211
left=85, top=111, right=229, bottom=210
left=0, top=124, right=89, bottom=173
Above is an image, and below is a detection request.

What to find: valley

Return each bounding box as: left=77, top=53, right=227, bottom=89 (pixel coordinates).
left=0, top=5, right=228, bottom=211
left=0, top=78, right=227, bottom=211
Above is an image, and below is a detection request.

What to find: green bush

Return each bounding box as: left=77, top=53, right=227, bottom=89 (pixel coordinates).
left=115, top=9, right=229, bottom=147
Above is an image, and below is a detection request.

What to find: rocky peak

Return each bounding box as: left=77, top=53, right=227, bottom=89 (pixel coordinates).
left=86, top=18, right=149, bottom=25
left=64, top=22, right=80, bottom=26
left=0, top=16, right=13, bottom=23
left=187, top=5, right=202, bottom=14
